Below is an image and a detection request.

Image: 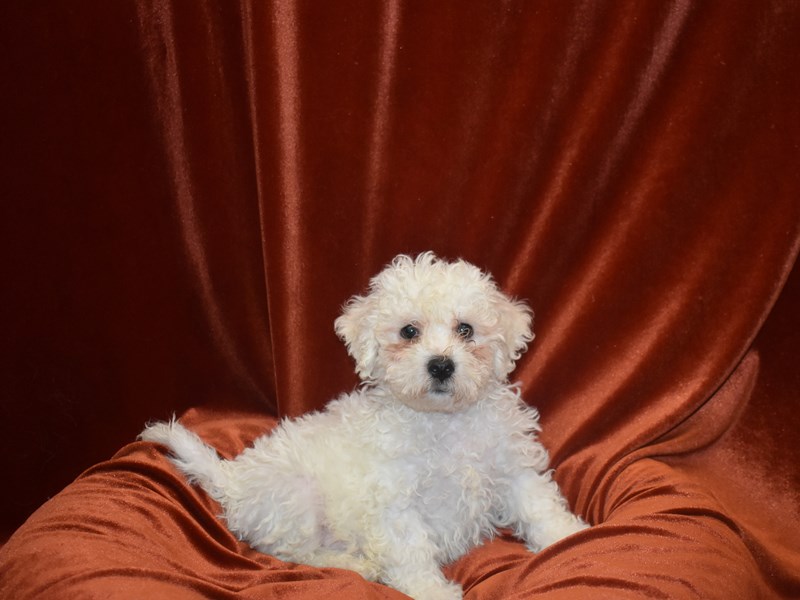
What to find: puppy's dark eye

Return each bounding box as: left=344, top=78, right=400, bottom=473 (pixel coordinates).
left=400, top=324, right=420, bottom=340
left=456, top=323, right=474, bottom=339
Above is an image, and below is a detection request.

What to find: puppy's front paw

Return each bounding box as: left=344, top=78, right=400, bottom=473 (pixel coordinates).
left=417, top=580, right=463, bottom=600
left=388, top=575, right=463, bottom=600
left=526, top=514, right=590, bottom=552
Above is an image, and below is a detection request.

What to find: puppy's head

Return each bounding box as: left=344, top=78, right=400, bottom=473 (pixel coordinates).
left=335, top=252, right=533, bottom=412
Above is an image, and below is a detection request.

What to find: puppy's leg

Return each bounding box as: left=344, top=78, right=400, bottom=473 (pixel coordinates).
left=507, top=469, right=588, bottom=552
left=303, top=550, right=381, bottom=581
left=373, top=511, right=463, bottom=600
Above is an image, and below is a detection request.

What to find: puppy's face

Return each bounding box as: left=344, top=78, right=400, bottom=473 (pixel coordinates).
left=335, top=253, right=533, bottom=413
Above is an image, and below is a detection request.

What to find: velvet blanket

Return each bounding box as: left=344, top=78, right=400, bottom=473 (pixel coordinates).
left=2, top=1, right=799, bottom=598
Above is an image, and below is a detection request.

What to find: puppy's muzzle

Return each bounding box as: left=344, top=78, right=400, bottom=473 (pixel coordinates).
left=427, top=356, right=455, bottom=382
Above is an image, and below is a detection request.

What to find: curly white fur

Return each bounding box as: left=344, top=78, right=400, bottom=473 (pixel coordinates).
left=140, top=252, right=588, bottom=600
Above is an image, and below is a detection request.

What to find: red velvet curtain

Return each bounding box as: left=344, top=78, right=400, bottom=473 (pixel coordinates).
left=2, top=1, right=799, bottom=597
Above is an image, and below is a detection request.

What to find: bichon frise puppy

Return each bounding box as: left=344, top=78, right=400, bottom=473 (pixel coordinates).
left=140, top=252, right=587, bottom=600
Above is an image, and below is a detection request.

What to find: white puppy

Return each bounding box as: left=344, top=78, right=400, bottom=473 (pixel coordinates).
left=140, top=252, right=587, bottom=600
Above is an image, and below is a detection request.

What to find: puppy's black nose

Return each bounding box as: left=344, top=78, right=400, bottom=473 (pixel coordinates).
left=427, top=356, right=455, bottom=382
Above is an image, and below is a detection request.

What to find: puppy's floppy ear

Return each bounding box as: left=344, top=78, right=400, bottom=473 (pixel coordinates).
left=493, top=293, right=534, bottom=377
left=334, top=293, right=380, bottom=381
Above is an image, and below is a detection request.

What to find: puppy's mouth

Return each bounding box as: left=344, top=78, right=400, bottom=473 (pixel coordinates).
left=428, top=380, right=453, bottom=395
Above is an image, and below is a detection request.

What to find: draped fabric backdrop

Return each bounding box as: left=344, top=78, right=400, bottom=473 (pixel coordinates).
left=2, top=1, right=799, bottom=598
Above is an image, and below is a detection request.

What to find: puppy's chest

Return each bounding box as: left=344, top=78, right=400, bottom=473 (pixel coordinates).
left=398, top=429, right=505, bottom=498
